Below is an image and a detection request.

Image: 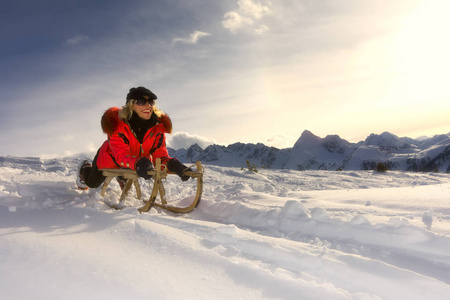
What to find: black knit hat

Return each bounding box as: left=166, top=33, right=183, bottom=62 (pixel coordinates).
left=126, top=86, right=157, bottom=103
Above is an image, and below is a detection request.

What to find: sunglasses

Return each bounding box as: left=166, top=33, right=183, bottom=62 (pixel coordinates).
left=134, top=98, right=155, bottom=106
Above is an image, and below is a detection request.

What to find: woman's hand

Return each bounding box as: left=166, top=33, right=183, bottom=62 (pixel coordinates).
left=135, top=158, right=154, bottom=179
left=167, top=158, right=192, bottom=181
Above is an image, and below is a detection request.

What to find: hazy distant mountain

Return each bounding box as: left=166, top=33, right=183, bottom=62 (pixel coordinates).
left=169, top=130, right=450, bottom=172
left=282, top=130, right=354, bottom=170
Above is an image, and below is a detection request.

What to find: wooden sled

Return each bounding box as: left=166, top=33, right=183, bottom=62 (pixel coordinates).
left=100, top=158, right=204, bottom=213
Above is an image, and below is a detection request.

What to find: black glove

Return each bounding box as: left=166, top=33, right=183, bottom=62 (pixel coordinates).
left=135, top=158, right=154, bottom=179
left=167, top=159, right=192, bottom=181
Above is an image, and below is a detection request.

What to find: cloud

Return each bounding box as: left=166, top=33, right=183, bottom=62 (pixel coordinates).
left=60, top=135, right=75, bottom=142
left=237, top=0, right=271, bottom=19
left=222, top=0, right=271, bottom=34
left=167, top=132, right=216, bottom=150
left=65, top=35, right=89, bottom=45
left=222, top=11, right=254, bottom=32
left=265, top=134, right=297, bottom=149
left=173, top=31, right=211, bottom=45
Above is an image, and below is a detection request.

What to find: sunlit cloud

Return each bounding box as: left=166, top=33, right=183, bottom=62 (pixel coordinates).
left=173, top=31, right=211, bottom=45
left=65, top=34, right=89, bottom=45
left=238, top=0, right=271, bottom=19
left=265, top=134, right=297, bottom=149
left=167, top=132, right=216, bottom=150
left=222, top=11, right=254, bottom=32
left=223, top=0, right=271, bottom=34
left=87, top=142, right=98, bottom=153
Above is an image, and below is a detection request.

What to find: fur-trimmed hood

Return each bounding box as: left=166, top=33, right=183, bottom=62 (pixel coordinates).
left=101, top=107, right=172, bottom=137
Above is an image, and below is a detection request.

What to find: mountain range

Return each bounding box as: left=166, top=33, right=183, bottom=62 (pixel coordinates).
left=169, top=130, right=450, bottom=172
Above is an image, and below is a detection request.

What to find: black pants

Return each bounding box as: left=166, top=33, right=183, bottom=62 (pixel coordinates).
left=82, top=150, right=106, bottom=188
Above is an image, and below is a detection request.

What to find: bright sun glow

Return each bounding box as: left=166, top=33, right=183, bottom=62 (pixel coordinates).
left=384, top=1, right=450, bottom=137
left=390, top=1, right=450, bottom=101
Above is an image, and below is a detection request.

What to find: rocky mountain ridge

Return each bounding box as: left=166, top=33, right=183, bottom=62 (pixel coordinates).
left=169, top=130, right=450, bottom=172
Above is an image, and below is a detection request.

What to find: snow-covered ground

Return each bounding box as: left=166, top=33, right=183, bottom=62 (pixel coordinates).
left=1, top=156, right=450, bottom=300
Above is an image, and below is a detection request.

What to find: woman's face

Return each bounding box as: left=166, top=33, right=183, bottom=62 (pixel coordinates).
left=132, top=96, right=154, bottom=120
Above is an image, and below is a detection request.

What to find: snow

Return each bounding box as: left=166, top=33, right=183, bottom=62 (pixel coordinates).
left=1, top=156, right=450, bottom=299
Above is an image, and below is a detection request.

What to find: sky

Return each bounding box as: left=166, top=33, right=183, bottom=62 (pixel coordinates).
left=1, top=0, right=449, bottom=157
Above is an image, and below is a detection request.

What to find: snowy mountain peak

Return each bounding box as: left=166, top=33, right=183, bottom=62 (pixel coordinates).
left=291, top=131, right=352, bottom=156
left=293, top=130, right=321, bottom=149
left=322, top=134, right=352, bottom=154
left=419, top=134, right=450, bottom=149
left=364, top=131, right=413, bottom=149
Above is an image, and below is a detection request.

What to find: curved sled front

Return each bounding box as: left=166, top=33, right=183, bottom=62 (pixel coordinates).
left=100, top=159, right=204, bottom=213
left=150, top=166, right=203, bottom=213
left=138, top=160, right=204, bottom=213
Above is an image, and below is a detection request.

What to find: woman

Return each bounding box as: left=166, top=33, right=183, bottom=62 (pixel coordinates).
left=77, top=86, right=191, bottom=190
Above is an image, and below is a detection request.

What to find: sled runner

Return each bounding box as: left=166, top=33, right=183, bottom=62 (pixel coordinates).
left=99, top=158, right=204, bottom=213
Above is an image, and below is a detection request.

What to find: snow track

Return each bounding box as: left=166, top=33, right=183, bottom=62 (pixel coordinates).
left=1, top=157, right=450, bottom=299
left=137, top=212, right=450, bottom=299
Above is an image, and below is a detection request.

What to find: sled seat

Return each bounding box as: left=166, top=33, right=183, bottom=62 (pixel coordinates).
left=99, top=158, right=204, bottom=213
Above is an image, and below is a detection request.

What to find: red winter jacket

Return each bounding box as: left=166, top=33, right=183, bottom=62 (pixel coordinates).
left=95, top=107, right=173, bottom=170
